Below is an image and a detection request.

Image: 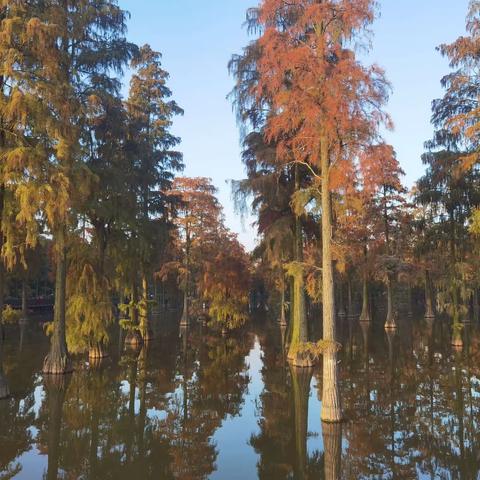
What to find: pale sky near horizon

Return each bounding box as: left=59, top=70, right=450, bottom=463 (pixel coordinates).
left=119, top=0, right=470, bottom=251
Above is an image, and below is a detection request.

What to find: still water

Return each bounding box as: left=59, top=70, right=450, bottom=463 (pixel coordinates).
left=0, top=315, right=478, bottom=479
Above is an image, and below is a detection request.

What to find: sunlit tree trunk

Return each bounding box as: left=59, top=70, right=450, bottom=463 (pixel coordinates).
left=287, top=165, right=311, bottom=367
left=44, top=227, right=72, bottom=375
left=384, top=272, right=397, bottom=330
left=321, top=138, right=342, bottom=422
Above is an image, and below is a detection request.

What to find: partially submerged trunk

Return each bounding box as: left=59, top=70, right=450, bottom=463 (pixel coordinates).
left=89, top=342, right=109, bottom=362
left=337, top=278, right=346, bottom=318
left=359, top=272, right=371, bottom=323
left=320, top=139, right=342, bottom=422
left=322, top=422, right=342, bottom=480
left=43, top=229, right=72, bottom=375
left=287, top=165, right=313, bottom=367
left=125, top=287, right=143, bottom=350
left=180, top=288, right=189, bottom=327
left=384, top=273, right=397, bottom=330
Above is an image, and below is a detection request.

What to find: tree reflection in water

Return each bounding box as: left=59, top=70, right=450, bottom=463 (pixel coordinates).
left=2, top=318, right=480, bottom=478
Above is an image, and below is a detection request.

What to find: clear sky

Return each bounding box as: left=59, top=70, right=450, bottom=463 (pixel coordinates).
left=119, top=0, right=470, bottom=250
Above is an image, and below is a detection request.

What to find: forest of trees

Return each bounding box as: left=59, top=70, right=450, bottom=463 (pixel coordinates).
left=0, top=0, right=479, bottom=431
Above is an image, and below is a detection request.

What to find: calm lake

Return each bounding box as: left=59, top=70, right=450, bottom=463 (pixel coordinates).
left=0, top=315, right=477, bottom=479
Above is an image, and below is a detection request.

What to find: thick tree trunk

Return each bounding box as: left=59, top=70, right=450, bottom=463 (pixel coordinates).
left=180, top=288, right=189, bottom=327
left=88, top=342, right=108, bottom=362
left=290, top=365, right=313, bottom=480
left=424, top=269, right=435, bottom=320
left=384, top=273, right=397, bottom=330
left=320, top=138, right=342, bottom=423
left=287, top=165, right=312, bottom=367
left=43, top=229, right=72, bottom=375
left=322, top=422, right=342, bottom=480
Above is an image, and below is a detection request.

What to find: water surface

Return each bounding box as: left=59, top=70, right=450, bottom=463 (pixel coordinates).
left=0, top=316, right=478, bottom=479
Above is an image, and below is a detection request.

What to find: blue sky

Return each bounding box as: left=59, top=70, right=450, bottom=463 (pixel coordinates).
left=119, top=0, right=470, bottom=250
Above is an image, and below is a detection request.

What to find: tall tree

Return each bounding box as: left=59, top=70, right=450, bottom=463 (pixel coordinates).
left=251, top=0, right=391, bottom=421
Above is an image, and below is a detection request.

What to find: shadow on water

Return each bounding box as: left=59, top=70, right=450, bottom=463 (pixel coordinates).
left=2, top=313, right=480, bottom=478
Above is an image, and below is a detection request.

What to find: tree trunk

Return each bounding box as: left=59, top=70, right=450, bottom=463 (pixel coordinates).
left=279, top=276, right=287, bottom=326
left=180, top=288, right=189, bottom=327
left=320, top=137, right=342, bottom=422
left=424, top=269, right=435, bottom=319
left=360, top=271, right=371, bottom=323
left=322, top=422, right=342, bottom=480
left=347, top=275, right=354, bottom=318
left=43, top=228, right=72, bottom=375
left=140, top=274, right=153, bottom=341
left=287, top=165, right=311, bottom=367
left=384, top=273, right=397, bottom=330
left=290, top=365, right=313, bottom=480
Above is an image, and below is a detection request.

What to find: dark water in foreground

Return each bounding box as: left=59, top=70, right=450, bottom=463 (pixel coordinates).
left=0, top=315, right=479, bottom=479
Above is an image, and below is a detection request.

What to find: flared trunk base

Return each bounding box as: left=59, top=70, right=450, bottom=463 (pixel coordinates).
left=287, top=348, right=316, bottom=368
left=43, top=352, right=73, bottom=375
left=88, top=346, right=109, bottom=360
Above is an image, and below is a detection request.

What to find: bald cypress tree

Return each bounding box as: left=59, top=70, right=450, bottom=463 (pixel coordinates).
left=125, top=45, right=183, bottom=341
left=0, top=0, right=136, bottom=374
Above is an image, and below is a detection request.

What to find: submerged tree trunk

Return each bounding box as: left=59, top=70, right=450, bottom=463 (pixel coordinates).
left=290, top=365, right=313, bottom=480
left=322, top=422, right=342, bottom=480
left=384, top=273, right=397, bottom=330
left=287, top=165, right=312, bottom=367
left=320, top=138, right=342, bottom=423
left=44, top=228, right=72, bottom=375
left=424, top=269, right=435, bottom=319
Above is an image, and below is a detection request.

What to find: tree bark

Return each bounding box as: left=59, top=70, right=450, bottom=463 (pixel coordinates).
left=0, top=339, right=8, bottom=400
left=320, top=137, right=342, bottom=422
left=279, top=275, right=287, bottom=326
left=287, top=165, right=311, bottom=367
left=360, top=252, right=371, bottom=323
left=43, top=228, right=72, bottom=375
left=384, top=273, right=397, bottom=330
